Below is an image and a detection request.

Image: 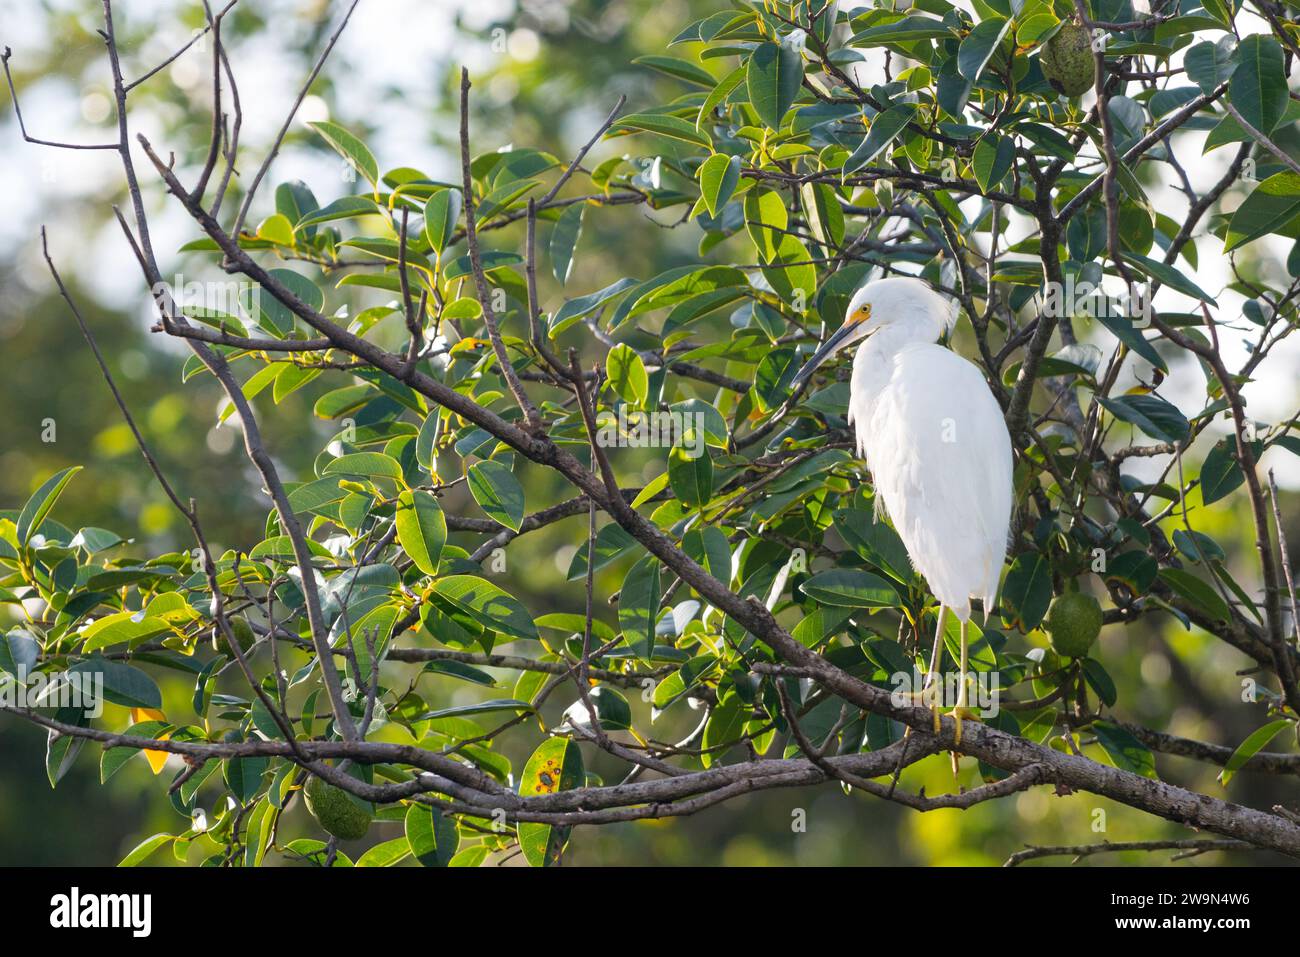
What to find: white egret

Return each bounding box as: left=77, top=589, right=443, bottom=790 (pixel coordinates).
left=791, top=277, right=1013, bottom=742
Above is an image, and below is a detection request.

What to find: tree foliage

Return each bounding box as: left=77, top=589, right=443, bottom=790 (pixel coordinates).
left=4, top=0, right=1300, bottom=866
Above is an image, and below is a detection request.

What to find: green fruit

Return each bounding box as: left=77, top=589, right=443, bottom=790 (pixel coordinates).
left=225, top=617, right=256, bottom=653
left=303, top=776, right=371, bottom=841
left=1045, top=592, right=1103, bottom=658
left=1041, top=22, right=1094, bottom=97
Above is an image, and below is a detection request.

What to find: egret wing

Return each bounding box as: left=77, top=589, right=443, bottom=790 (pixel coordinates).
left=853, top=344, right=1012, bottom=617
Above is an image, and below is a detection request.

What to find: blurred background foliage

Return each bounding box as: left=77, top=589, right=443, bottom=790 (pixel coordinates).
left=0, top=0, right=1295, bottom=866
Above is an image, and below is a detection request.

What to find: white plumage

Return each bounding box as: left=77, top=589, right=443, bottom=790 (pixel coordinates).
left=791, top=276, right=1013, bottom=738
left=845, top=281, right=1012, bottom=621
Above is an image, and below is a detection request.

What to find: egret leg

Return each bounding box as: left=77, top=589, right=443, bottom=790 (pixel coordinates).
left=922, top=606, right=947, bottom=734
left=953, top=617, right=970, bottom=747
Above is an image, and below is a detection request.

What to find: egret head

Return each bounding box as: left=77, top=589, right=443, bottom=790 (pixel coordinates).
left=790, top=277, right=957, bottom=390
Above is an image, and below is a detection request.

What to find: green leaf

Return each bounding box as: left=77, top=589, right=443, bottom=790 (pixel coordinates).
left=631, top=472, right=670, bottom=510
left=844, top=105, right=915, bottom=173
left=1229, top=35, right=1287, bottom=135
left=761, top=233, right=817, bottom=307
left=296, top=195, right=380, bottom=229
left=69, top=658, right=162, bottom=709
left=118, top=833, right=174, bottom=867
left=1081, top=657, right=1118, bottom=708
left=1225, top=172, right=1300, bottom=252
left=549, top=277, right=639, bottom=336
left=536, top=616, right=617, bottom=649
left=800, top=181, right=845, bottom=249
left=272, top=364, right=320, bottom=403
left=958, top=17, right=1010, bottom=82
left=80, top=612, right=170, bottom=654
left=70, top=526, right=124, bottom=552
left=1093, top=311, right=1167, bottom=373
left=356, top=836, right=413, bottom=867
left=973, top=133, right=1015, bottom=192
left=1173, top=529, right=1226, bottom=564
left=697, top=64, right=747, bottom=130
left=1159, top=568, right=1230, bottom=622
left=1092, top=720, right=1158, bottom=779
left=571, top=685, right=632, bottom=732
left=746, top=41, right=804, bottom=131
left=323, top=452, right=404, bottom=481
left=800, top=569, right=899, bottom=608
left=1184, top=38, right=1236, bottom=94
left=668, top=441, right=713, bottom=508
left=476, top=179, right=539, bottom=223
left=744, top=188, right=788, bottom=261
left=466, top=459, right=526, bottom=531
left=634, top=54, right=715, bottom=87
left=610, top=112, right=712, bottom=148
left=287, top=478, right=347, bottom=515
left=443, top=250, right=523, bottom=281
left=223, top=754, right=269, bottom=802
left=1104, top=550, right=1159, bottom=597
left=423, top=187, right=462, bottom=255
left=1121, top=252, right=1216, bottom=303
left=405, top=803, right=459, bottom=866
left=550, top=201, right=585, bottom=285
left=16, top=466, right=81, bottom=546
left=701, top=690, right=746, bottom=768
left=1001, top=553, right=1052, bottom=631
left=276, top=180, right=318, bottom=232
left=243, top=798, right=273, bottom=867
left=565, top=524, right=638, bottom=581
left=849, top=15, right=954, bottom=46
left=670, top=398, right=729, bottom=449
left=46, top=706, right=87, bottom=786
left=606, top=343, right=649, bottom=409
left=1200, top=437, right=1245, bottom=505
left=0, top=629, right=39, bottom=678
left=431, top=575, right=539, bottom=643
left=422, top=659, right=497, bottom=686
left=417, top=698, right=533, bottom=720
left=833, top=509, right=913, bottom=584
left=256, top=213, right=295, bottom=246
left=308, top=121, right=379, bottom=187
left=395, top=489, right=446, bottom=576
left=450, top=846, right=490, bottom=867
left=682, top=526, right=732, bottom=585
left=697, top=152, right=741, bottom=217
left=1097, top=394, right=1190, bottom=443
left=518, top=738, right=583, bottom=866
left=1218, top=719, right=1290, bottom=786
left=619, top=555, right=662, bottom=660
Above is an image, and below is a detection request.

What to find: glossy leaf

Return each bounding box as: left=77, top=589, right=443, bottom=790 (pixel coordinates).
left=395, top=489, right=446, bottom=575
left=518, top=738, right=583, bottom=867
left=697, top=152, right=741, bottom=216
left=746, top=41, right=803, bottom=131
left=16, top=466, right=81, bottom=546
left=466, top=459, right=526, bottom=532
left=308, top=121, right=379, bottom=187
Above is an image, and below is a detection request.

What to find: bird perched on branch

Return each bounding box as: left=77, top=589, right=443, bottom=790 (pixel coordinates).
left=791, top=276, right=1013, bottom=744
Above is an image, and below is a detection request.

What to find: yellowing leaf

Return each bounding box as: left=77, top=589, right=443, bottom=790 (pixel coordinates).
left=130, top=708, right=170, bottom=775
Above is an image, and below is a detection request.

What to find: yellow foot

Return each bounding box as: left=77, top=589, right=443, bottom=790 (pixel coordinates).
left=951, top=707, right=981, bottom=747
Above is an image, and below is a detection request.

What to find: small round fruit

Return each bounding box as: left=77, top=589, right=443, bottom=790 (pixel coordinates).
left=224, top=617, right=256, bottom=653
left=1045, top=592, right=1103, bottom=658
left=1041, top=22, right=1095, bottom=98
left=303, top=776, right=371, bottom=841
